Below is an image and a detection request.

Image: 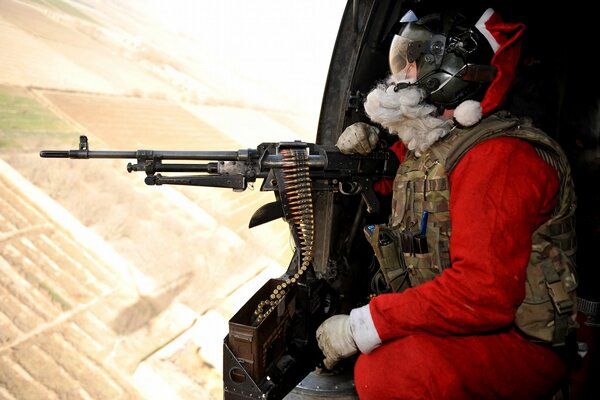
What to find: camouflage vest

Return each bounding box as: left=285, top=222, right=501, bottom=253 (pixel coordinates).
left=379, top=112, right=578, bottom=345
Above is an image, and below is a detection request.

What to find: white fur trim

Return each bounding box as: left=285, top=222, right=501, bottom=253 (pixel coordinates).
left=454, top=100, right=482, bottom=127
left=475, top=8, right=499, bottom=53
left=349, top=304, right=381, bottom=354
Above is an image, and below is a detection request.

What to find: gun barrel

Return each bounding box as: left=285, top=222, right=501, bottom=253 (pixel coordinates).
left=153, top=150, right=249, bottom=160
left=40, top=149, right=256, bottom=161
left=39, top=150, right=70, bottom=158
left=39, top=150, right=138, bottom=159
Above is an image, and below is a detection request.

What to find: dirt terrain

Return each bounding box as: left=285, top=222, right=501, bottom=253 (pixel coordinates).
left=0, top=159, right=145, bottom=400
left=0, top=0, right=344, bottom=398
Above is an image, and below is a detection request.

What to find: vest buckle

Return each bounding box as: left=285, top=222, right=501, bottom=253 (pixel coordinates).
left=546, top=280, right=574, bottom=315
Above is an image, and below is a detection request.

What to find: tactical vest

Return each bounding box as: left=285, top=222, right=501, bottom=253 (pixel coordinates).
left=372, top=112, right=578, bottom=346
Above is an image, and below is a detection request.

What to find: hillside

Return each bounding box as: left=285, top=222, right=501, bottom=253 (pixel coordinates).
left=0, top=0, right=345, bottom=398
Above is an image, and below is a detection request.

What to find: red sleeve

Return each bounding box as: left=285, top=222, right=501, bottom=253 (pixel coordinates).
left=369, top=137, right=559, bottom=340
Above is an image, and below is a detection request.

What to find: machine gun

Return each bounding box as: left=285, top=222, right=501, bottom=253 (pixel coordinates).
left=40, top=135, right=399, bottom=399
left=41, top=135, right=395, bottom=214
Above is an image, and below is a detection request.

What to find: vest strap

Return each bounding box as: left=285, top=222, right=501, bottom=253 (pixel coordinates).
left=541, top=262, right=573, bottom=345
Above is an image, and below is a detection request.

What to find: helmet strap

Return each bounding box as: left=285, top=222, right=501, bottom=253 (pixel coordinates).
left=393, top=81, right=419, bottom=92
left=460, top=64, right=497, bottom=82
left=435, top=105, right=446, bottom=116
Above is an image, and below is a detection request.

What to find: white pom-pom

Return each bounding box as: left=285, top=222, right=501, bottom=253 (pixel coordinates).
left=454, top=100, right=482, bottom=127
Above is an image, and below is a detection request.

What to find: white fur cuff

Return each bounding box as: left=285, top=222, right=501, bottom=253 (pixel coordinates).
left=349, top=304, right=382, bottom=354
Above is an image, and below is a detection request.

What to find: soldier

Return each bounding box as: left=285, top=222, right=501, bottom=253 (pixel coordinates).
left=317, top=7, right=577, bottom=399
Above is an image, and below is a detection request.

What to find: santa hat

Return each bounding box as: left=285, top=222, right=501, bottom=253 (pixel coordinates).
left=454, top=8, right=525, bottom=127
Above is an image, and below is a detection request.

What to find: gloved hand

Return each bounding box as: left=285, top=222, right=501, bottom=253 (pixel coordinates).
left=336, top=122, right=379, bottom=155
left=315, top=314, right=358, bottom=369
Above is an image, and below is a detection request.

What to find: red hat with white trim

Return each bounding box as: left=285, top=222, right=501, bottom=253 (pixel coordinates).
left=390, top=8, right=525, bottom=126
left=475, top=8, right=526, bottom=116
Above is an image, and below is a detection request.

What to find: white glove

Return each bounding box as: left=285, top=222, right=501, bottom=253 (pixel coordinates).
left=315, top=314, right=358, bottom=369
left=336, top=122, right=379, bottom=155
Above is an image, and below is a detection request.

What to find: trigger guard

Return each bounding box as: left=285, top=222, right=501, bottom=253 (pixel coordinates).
left=339, top=181, right=360, bottom=195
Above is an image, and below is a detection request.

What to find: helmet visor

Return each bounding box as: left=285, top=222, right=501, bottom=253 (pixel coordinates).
left=389, top=35, right=417, bottom=79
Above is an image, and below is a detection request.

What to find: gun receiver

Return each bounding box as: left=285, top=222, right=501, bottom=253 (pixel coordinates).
left=41, top=135, right=399, bottom=399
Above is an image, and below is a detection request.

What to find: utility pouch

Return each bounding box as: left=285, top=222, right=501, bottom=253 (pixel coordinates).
left=364, top=225, right=410, bottom=293
left=400, top=231, right=428, bottom=254
left=402, top=252, right=439, bottom=287
left=515, top=243, right=578, bottom=345
left=399, top=223, right=445, bottom=287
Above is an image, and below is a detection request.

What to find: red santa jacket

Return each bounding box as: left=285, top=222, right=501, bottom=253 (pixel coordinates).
left=350, top=136, right=559, bottom=349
